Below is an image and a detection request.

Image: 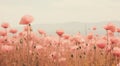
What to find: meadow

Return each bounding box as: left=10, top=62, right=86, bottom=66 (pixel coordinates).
left=0, top=15, right=120, bottom=66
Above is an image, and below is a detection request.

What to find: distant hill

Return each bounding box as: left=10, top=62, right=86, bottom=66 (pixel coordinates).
left=3, top=21, right=120, bottom=35
left=30, top=21, right=120, bottom=35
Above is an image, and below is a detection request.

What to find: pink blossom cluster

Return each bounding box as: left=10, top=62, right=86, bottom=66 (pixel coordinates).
left=0, top=15, right=120, bottom=66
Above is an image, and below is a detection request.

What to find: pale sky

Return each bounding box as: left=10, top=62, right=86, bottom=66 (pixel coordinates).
left=0, top=0, right=120, bottom=26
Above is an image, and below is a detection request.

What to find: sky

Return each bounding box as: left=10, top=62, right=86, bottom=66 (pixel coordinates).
left=0, top=0, right=120, bottom=27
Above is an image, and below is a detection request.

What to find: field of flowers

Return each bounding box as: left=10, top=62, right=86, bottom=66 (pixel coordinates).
left=0, top=15, right=120, bottom=66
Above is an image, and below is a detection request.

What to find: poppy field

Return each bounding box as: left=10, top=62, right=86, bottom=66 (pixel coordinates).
left=0, top=15, right=120, bottom=66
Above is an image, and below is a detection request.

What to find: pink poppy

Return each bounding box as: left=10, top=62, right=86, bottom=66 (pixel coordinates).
left=56, top=29, right=64, bottom=36
left=112, top=47, right=120, bottom=57
left=96, top=39, right=106, bottom=49
left=9, top=28, right=17, bottom=34
left=1, top=22, right=9, bottom=28
left=19, top=15, right=34, bottom=25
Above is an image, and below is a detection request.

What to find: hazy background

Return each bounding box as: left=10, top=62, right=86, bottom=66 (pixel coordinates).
left=0, top=0, right=120, bottom=35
